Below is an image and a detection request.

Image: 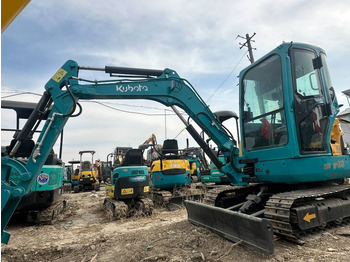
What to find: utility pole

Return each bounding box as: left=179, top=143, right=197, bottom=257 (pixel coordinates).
left=237, top=33, right=256, bottom=64
left=164, top=109, right=167, bottom=139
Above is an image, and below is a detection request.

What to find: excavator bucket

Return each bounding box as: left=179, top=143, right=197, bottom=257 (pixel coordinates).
left=185, top=200, right=275, bottom=254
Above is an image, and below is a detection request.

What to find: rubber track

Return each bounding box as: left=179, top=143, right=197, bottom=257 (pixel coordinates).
left=103, top=198, right=128, bottom=219
left=137, top=198, right=154, bottom=215
left=38, top=199, right=67, bottom=224
left=203, top=185, right=240, bottom=205
left=202, top=184, right=260, bottom=207
left=264, top=184, right=350, bottom=242
left=152, top=191, right=173, bottom=206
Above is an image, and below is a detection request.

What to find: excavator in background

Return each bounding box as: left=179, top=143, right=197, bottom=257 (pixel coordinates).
left=63, top=160, right=80, bottom=191
left=114, top=147, right=133, bottom=165
left=2, top=42, right=349, bottom=254
left=180, top=141, right=230, bottom=184
left=95, top=156, right=113, bottom=184
left=149, top=139, right=203, bottom=207
left=72, top=151, right=100, bottom=192
left=200, top=156, right=231, bottom=184
left=63, top=163, right=73, bottom=192
left=1, top=100, right=66, bottom=225
left=103, top=148, right=153, bottom=219
left=181, top=146, right=205, bottom=183
left=138, top=135, right=202, bottom=207
left=139, top=134, right=160, bottom=165
left=142, top=134, right=157, bottom=147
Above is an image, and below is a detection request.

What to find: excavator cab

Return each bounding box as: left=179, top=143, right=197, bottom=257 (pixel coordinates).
left=187, top=43, right=350, bottom=254
left=239, top=43, right=347, bottom=183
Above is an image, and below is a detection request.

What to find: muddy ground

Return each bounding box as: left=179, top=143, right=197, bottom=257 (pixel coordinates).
left=2, top=187, right=350, bottom=262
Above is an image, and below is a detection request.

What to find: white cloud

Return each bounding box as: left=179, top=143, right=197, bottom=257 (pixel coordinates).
left=2, top=0, right=350, bottom=163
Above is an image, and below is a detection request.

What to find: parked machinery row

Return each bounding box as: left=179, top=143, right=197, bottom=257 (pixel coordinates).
left=2, top=43, right=349, bottom=255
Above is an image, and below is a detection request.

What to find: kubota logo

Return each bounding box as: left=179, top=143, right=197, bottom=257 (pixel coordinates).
left=116, top=84, right=148, bottom=92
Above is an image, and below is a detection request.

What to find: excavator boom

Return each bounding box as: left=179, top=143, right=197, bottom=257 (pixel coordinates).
left=1, top=59, right=246, bottom=243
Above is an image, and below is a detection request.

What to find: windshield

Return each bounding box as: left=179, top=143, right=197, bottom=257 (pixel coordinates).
left=292, top=48, right=328, bottom=154
left=320, top=53, right=336, bottom=103
left=241, top=54, right=287, bottom=151
left=293, top=50, right=323, bottom=98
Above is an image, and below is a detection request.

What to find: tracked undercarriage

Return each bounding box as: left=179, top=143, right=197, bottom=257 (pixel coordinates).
left=265, top=183, right=350, bottom=243
left=15, top=199, right=67, bottom=225
left=103, top=197, right=153, bottom=220
left=200, top=184, right=260, bottom=207
left=186, top=181, right=350, bottom=254
left=151, top=184, right=204, bottom=209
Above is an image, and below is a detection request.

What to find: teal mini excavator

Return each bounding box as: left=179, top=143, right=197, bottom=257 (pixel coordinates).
left=104, top=148, right=153, bottom=219
left=2, top=43, right=349, bottom=254
left=1, top=100, right=66, bottom=226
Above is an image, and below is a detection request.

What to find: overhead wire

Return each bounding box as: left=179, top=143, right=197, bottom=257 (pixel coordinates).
left=1, top=91, right=184, bottom=117
left=174, top=50, right=248, bottom=139
left=82, top=101, right=179, bottom=117
left=1, top=92, right=43, bottom=99
left=206, top=50, right=248, bottom=104
left=2, top=50, right=248, bottom=137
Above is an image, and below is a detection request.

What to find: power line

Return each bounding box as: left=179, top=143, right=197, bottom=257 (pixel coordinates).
left=1, top=92, right=43, bottom=99
left=82, top=101, right=178, bottom=116
left=1, top=90, right=182, bottom=112
left=175, top=50, right=249, bottom=139
left=1, top=91, right=184, bottom=117
left=206, top=50, right=248, bottom=104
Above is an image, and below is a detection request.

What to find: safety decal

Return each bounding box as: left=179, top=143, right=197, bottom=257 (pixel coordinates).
left=303, top=212, right=316, bottom=222
left=37, top=173, right=49, bottom=185
left=52, top=68, right=67, bottom=82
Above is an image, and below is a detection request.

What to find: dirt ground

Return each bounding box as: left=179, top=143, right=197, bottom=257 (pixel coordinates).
left=2, top=187, right=350, bottom=262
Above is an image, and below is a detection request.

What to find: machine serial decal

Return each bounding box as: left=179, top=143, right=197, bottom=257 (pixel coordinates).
left=324, top=163, right=331, bottom=170
left=37, top=173, right=49, bottom=185
left=116, top=84, right=148, bottom=93
left=303, top=212, right=316, bottom=223
left=333, top=160, right=345, bottom=169
left=51, top=68, right=67, bottom=82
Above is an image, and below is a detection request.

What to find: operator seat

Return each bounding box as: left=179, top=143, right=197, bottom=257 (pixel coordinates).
left=161, top=139, right=180, bottom=159
left=120, top=149, right=144, bottom=166
left=6, top=139, right=35, bottom=158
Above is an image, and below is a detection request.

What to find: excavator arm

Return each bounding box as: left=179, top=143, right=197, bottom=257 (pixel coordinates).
left=1, top=59, right=250, bottom=244
left=143, top=134, right=157, bottom=145
left=44, top=60, right=247, bottom=184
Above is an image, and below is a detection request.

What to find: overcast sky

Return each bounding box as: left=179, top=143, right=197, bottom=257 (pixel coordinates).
left=2, top=0, right=350, bottom=163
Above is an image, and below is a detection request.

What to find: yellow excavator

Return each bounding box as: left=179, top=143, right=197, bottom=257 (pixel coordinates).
left=73, top=151, right=100, bottom=193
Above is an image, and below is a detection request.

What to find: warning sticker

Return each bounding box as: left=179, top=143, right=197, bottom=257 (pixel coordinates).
left=51, top=68, right=67, bottom=82
left=121, top=188, right=134, bottom=195
left=37, top=173, right=49, bottom=185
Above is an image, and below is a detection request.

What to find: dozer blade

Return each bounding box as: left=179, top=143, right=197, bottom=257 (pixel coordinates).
left=185, top=200, right=274, bottom=254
